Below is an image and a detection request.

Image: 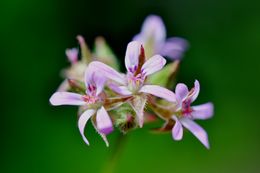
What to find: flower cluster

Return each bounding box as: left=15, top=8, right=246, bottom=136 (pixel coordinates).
left=49, top=15, right=214, bottom=148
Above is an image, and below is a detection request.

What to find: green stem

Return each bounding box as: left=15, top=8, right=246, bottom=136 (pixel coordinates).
left=100, top=134, right=127, bottom=173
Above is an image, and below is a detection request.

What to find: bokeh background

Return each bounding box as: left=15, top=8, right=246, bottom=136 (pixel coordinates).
left=1, top=0, right=260, bottom=173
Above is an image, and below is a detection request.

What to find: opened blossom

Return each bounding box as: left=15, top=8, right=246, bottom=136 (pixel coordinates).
left=133, top=15, right=189, bottom=60
left=50, top=65, right=113, bottom=146
left=170, top=80, right=214, bottom=149
left=89, top=41, right=176, bottom=127
left=50, top=15, right=214, bottom=149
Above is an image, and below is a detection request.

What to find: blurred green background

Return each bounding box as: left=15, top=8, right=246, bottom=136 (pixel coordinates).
left=1, top=0, right=260, bottom=173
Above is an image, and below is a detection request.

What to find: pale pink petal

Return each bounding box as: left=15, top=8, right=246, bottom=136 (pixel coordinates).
left=188, top=80, right=200, bottom=103
left=180, top=118, right=210, bottom=149
left=125, top=41, right=142, bottom=74
left=93, top=72, right=106, bottom=95
left=171, top=116, right=183, bottom=140
left=108, top=82, right=132, bottom=96
left=175, top=83, right=189, bottom=103
left=66, top=48, right=78, bottom=64
left=49, top=92, right=85, bottom=106
left=141, top=55, right=166, bottom=76
left=161, top=37, right=189, bottom=60
left=89, top=61, right=126, bottom=85
left=96, top=107, right=113, bottom=134
left=134, top=15, right=166, bottom=52
left=132, top=33, right=142, bottom=43
left=139, top=85, right=176, bottom=103
left=78, top=109, right=96, bottom=145
left=191, top=102, right=214, bottom=120
left=84, top=66, right=93, bottom=86
left=85, top=65, right=106, bottom=95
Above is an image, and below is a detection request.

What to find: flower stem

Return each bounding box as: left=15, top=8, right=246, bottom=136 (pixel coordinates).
left=100, top=134, right=127, bottom=173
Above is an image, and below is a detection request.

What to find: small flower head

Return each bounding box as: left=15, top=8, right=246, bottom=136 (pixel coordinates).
left=50, top=66, right=113, bottom=146
left=171, top=80, right=214, bottom=149
left=89, top=41, right=176, bottom=127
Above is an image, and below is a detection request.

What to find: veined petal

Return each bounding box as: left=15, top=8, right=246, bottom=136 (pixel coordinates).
left=125, top=41, right=142, bottom=74
left=108, top=82, right=132, bottom=96
left=172, top=116, right=183, bottom=140
left=78, top=109, right=96, bottom=145
left=49, top=92, right=85, bottom=106
left=96, top=107, right=113, bottom=134
left=89, top=61, right=126, bottom=85
left=188, top=80, right=200, bottom=103
left=85, top=65, right=106, bottom=95
left=65, top=48, right=78, bottom=64
left=161, top=37, right=189, bottom=60
left=84, top=65, right=93, bottom=86
left=180, top=118, right=210, bottom=149
left=139, top=85, right=176, bottom=103
left=135, top=15, right=166, bottom=51
left=94, top=73, right=106, bottom=95
left=141, top=55, right=166, bottom=76
left=192, top=102, right=214, bottom=120
left=175, top=83, right=189, bottom=103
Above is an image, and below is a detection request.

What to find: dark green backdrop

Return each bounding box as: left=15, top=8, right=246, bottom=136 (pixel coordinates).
left=1, top=0, right=260, bottom=173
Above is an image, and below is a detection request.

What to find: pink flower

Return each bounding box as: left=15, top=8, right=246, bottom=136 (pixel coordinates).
left=133, top=15, right=189, bottom=60
left=171, top=80, right=214, bottom=149
left=49, top=66, right=113, bottom=146
left=89, top=41, right=176, bottom=127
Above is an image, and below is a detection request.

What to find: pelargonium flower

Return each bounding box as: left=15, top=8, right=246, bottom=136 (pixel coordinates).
left=133, top=15, right=189, bottom=60
left=171, top=80, right=214, bottom=149
left=50, top=65, right=113, bottom=146
left=89, top=41, right=176, bottom=127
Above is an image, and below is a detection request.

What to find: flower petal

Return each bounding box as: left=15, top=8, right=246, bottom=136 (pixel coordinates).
left=161, top=37, right=189, bottom=60
left=85, top=65, right=106, bottom=95
left=180, top=118, right=210, bottom=149
left=78, top=109, right=96, bottom=145
left=172, top=116, right=183, bottom=140
left=191, top=102, right=214, bottom=120
left=49, top=92, right=85, bottom=106
left=88, top=61, right=126, bottom=85
left=96, top=107, right=113, bottom=134
left=141, top=55, right=166, bottom=76
left=134, top=15, right=166, bottom=52
left=139, top=85, right=176, bottom=103
left=108, top=82, right=132, bottom=96
left=125, top=41, right=142, bottom=74
left=65, top=48, right=78, bottom=64
left=175, top=83, right=189, bottom=103
left=188, top=80, right=200, bottom=103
